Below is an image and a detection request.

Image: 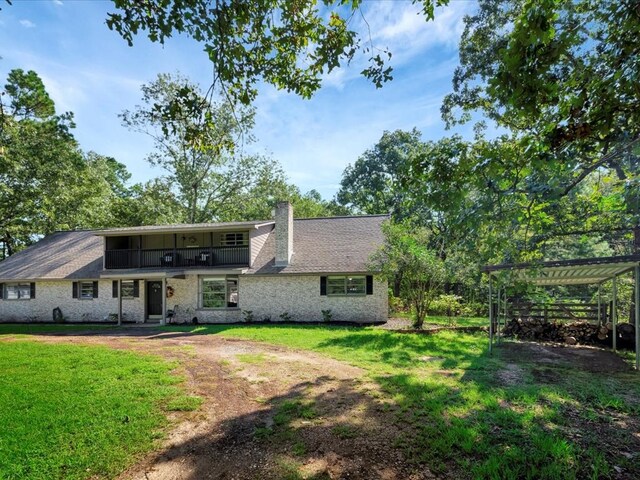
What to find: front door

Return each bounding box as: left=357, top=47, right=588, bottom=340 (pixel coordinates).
left=146, top=281, right=163, bottom=318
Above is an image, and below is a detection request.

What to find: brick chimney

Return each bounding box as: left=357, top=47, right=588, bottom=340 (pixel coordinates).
left=274, top=201, right=293, bottom=267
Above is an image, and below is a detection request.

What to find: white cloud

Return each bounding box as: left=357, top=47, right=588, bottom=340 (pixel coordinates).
left=19, top=19, right=36, bottom=28
left=53, top=0, right=64, bottom=5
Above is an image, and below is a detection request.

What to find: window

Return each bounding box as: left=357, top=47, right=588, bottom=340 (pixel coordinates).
left=326, top=276, right=366, bottom=296
left=201, top=276, right=238, bottom=308
left=73, top=281, right=98, bottom=299
left=5, top=283, right=33, bottom=300
left=80, top=282, right=95, bottom=300
left=111, top=280, right=139, bottom=298
left=222, top=232, right=247, bottom=246
left=121, top=280, right=135, bottom=299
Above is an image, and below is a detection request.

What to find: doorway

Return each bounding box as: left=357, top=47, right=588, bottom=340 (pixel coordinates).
left=146, top=280, right=163, bottom=320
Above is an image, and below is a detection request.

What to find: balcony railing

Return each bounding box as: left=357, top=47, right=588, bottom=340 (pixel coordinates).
left=104, top=246, right=249, bottom=270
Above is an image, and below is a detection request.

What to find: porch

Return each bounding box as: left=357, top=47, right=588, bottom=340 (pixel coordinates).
left=104, top=246, right=249, bottom=269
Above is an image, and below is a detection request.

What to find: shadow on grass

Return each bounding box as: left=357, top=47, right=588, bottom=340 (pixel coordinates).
left=5, top=323, right=640, bottom=479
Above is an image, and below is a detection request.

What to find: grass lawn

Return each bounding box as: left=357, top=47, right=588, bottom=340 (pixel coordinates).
left=0, top=341, right=199, bottom=480
left=0, top=324, right=116, bottom=335
left=393, top=312, right=487, bottom=327
left=163, top=323, right=640, bottom=479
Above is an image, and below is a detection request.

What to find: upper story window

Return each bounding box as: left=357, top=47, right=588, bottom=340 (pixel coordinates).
left=222, top=232, right=247, bottom=247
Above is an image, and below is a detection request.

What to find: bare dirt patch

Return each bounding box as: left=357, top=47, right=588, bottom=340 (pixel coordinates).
left=499, top=340, right=633, bottom=374
left=15, top=329, right=431, bottom=480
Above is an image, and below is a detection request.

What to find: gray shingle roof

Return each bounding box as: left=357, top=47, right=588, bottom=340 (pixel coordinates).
left=0, top=215, right=388, bottom=280
left=0, top=231, right=103, bottom=281
left=247, top=215, right=387, bottom=275
left=94, top=220, right=274, bottom=236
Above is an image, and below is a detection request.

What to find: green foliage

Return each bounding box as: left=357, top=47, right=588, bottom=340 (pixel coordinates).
left=438, top=0, right=640, bottom=257
left=337, top=128, right=426, bottom=219
left=370, top=221, right=449, bottom=328
left=0, top=69, right=134, bottom=257
left=0, top=341, right=193, bottom=480
left=122, top=73, right=339, bottom=223
left=429, top=294, right=463, bottom=320
left=321, top=309, right=333, bottom=322
left=107, top=1, right=447, bottom=105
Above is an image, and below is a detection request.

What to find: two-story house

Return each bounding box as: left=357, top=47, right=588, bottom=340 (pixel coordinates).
left=0, top=203, right=388, bottom=324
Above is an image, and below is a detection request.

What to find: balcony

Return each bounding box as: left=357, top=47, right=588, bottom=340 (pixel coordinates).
left=104, top=246, right=249, bottom=270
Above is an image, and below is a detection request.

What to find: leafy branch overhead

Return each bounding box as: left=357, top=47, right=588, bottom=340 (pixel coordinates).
left=107, top=0, right=447, bottom=104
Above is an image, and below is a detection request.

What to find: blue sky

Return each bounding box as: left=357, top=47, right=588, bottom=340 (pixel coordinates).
left=0, top=0, right=478, bottom=199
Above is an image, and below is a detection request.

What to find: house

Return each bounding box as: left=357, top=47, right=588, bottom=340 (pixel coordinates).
left=0, top=203, right=388, bottom=324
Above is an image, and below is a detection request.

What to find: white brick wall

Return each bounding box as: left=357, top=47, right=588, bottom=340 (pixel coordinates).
left=240, top=275, right=387, bottom=323
left=0, top=274, right=388, bottom=324
left=0, top=280, right=145, bottom=323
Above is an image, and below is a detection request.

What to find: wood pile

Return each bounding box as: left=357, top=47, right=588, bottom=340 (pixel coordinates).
left=502, top=317, right=636, bottom=347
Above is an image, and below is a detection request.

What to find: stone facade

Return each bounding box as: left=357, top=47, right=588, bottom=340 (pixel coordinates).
left=0, top=280, right=144, bottom=323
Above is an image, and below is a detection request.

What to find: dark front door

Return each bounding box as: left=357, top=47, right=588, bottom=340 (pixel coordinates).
left=146, top=281, right=163, bottom=317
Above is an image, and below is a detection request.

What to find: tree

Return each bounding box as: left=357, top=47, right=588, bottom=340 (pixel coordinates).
left=337, top=129, right=427, bottom=220
left=0, top=69, right=108, bottom=256
left=122, top=73, right=283, bottom=223
left=107, top=0, right=449, bottom=105
left=369, top=221, right=448, bottom=328
left=440, top=0, right=640, bottom=252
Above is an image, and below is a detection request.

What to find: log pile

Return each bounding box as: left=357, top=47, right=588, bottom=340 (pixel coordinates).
left=502, top=318, right=636, bottom=347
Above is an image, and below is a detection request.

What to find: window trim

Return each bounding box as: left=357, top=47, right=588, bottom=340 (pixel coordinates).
left=200, top=275, right=239, bottom=309
left=4, top=282, right=33, bottom=301
left=221, top=232, right=248, bottom=247
left=326, top=275, right=367, bottom=297
left=120, top=280, right=136, bottom=299
left=79, top=281, right=95, bottom=300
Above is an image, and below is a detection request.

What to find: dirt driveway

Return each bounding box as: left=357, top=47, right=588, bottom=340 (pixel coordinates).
left=17, top=329, right=432, bottom=480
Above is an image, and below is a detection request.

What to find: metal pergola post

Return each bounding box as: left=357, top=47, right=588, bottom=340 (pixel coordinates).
left=597, top=283, right=602, bottom=325
left=496, top=286, right=502, bottom=344
left=635, top=265, right=639, bottom=370
left=488, top=275, right=494, bottom=353
left=612, top=275, right=618, bottom=352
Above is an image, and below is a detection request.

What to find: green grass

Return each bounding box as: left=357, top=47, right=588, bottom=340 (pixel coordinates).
left=0, top=341, right=194, bottom=480
left=393, top=313, right=487, bottom=328
left=162, top=323, right=640, bottom=479
left=0, top=324, right=116, bottom=335
left=236, top=352, right=269, bottom=364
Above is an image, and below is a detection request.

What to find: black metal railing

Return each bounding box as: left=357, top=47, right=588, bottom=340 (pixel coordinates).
left=105, top=246, right=249, bottom=269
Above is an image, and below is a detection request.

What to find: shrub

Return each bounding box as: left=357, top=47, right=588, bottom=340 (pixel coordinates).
left=279, top=312, right=292, bottom=322
left=242, top=310, right=254, bottom=322
left=321, top=309, right=332, bottom=322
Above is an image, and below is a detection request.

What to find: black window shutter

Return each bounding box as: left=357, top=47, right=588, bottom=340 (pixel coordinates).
left=72, top=282, right=78, bottom=299
left=0, top=283, right=4, bottom=299
left=366, top=275, right=373, bottom=295
left=93, top=281, right=99, bottom=298
left=133, top=280, right=140, bottom=298
left=112, top=280, right=118, bottom=298
left=320, top=276, right=327, bottom=296
left=30, top=282, right=36, bottom=299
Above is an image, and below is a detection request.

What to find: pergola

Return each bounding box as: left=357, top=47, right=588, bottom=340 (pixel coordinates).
left=483, top=255, right=640, bottom=370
